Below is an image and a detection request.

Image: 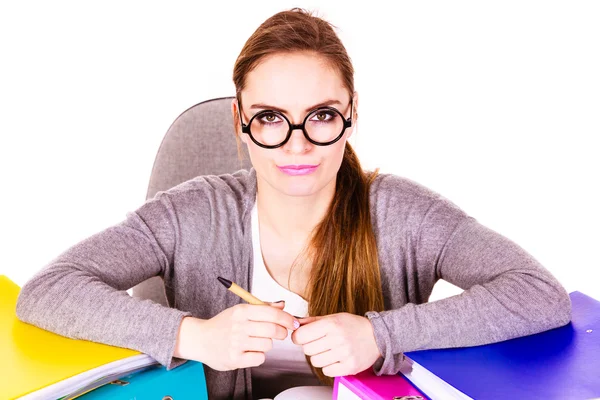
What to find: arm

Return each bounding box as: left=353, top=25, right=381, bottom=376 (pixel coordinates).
left=16, top=191, right=191, bottom=370
left=366, top=197, right=572, bottom=375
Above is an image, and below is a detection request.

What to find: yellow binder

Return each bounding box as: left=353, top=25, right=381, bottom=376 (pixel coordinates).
left=0, top=275, right=154, bottom=399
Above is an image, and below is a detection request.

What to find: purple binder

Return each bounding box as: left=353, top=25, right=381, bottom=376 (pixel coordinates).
left=403, top=291, right=600, bottom=399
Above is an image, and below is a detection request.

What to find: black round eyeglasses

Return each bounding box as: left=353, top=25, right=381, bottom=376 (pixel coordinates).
left=237, top=100, right=353, bottom=149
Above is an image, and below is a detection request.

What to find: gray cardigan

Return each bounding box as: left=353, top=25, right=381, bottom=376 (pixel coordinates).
left=16, top=168, right=571, bottom=399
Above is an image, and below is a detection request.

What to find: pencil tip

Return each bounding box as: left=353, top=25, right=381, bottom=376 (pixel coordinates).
left=217, top=276, right=232, bottom=288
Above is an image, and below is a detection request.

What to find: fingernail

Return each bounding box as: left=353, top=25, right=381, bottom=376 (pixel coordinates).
left=293, top=319, right=300, bottom=329
left=275, top=300, right=284, bottom=303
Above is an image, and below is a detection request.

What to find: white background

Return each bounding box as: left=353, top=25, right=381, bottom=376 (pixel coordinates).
left=1, top=1, right=598, bottom=301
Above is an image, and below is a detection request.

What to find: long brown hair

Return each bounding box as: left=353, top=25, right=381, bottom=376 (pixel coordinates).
left=232, top=8, right=384, bottom=385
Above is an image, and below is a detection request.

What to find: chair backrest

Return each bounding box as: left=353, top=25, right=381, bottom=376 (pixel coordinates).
left=131, top=97, right=252, bottom=306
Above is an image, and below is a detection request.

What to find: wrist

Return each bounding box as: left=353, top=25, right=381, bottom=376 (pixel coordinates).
left=173, top=316, right=207, bottom=359
left=365, top=316, right=383, bottom=359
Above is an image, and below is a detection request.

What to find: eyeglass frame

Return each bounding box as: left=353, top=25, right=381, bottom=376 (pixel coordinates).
left=237, top=99, right=354, bottom=149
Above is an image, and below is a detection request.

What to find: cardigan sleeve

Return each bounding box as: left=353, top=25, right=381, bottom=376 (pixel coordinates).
left=16, top=191, right=191, bottom=370
left=366, top=195, right=571, bottom=375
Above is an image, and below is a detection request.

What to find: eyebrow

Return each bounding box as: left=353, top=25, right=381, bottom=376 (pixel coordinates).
left=248, top=99, right=343, bottom=113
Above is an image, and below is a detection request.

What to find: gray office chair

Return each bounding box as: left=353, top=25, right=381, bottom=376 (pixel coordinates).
left=130, top=96, right=252, bottom=306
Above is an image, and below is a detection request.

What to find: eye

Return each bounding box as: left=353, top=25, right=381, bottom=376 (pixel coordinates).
left=258, top=112, right=282, bottom=124
left=310, top=110, right=335, bottom=122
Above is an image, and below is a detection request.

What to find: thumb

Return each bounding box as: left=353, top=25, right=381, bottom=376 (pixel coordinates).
left=267, top=300, right=286, bottom=309
left=297, top=315, right=322, bottom=326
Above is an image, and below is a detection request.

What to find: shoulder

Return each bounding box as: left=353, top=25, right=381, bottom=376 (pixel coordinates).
left=368, top=171, right=468, bottom=234
left=162, top=168, right=255, bottom=195
left=144, top=168, right=257, bottom=218
left=369, top=172, right=442, bottom=209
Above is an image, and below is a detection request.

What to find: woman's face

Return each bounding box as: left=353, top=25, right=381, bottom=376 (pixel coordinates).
left=233, top=51, right=356, bottom=198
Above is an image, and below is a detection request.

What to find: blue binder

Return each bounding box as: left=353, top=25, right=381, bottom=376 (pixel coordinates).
left=77, top=360, right=208, bottom=399
left=404, top=291, right=600, bottom=399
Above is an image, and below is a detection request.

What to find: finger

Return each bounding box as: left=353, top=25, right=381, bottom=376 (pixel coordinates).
left=291, top=318, right=329, bottom=345
left=310, top=347, right=342, bottom=369
left=297, top=316, right=320, bottom=326
left=246, top=304, right=299, bottom=331
left=302, top=334, right=336, bottom=356
left=244, top=336, right=273, bottom=353
left=239, top=351, right=266, bottom=368
left=322, top=361, right=345, bottom=377
left=246, top=320, right=289, bottom=340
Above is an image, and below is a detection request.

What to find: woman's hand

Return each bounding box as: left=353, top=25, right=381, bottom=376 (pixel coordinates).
left=174, top=301, right=299, bottom=371
left=291, top=313, right=382, bottom=377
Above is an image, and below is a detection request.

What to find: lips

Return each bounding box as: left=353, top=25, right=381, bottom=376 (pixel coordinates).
left=277, top=164, right=319, bottom=176
left=278, top=164, right=318, bottom=170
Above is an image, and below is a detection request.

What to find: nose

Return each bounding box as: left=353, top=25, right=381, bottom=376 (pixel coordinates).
left=283, top=127, right=311, bottom=154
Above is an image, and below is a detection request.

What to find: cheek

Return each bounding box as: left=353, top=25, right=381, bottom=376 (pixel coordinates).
left=245, top=142, right=271, bottom=167
left=328, top=141, right=347, bottom=165
left=311, top=139, right=347, bottom=168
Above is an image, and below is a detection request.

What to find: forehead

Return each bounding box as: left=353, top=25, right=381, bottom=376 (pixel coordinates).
left=242, top=51, right=348, bottom=110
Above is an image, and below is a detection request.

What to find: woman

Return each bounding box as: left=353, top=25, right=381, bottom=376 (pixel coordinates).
left=16, top=8, right=571, bottom=400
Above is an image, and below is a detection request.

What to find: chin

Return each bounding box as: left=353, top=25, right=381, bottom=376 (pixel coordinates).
left=277, top=179, right=321, bottom=197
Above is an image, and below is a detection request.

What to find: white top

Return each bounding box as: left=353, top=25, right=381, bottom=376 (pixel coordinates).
left=249, top=201, right=325, bottom=399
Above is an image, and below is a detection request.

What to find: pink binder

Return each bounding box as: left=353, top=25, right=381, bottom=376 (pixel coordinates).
left=333, top=368, right=426, bottom=399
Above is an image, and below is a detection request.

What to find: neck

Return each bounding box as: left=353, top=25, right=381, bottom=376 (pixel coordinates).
left=256, top=177, right=336, bottom=241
